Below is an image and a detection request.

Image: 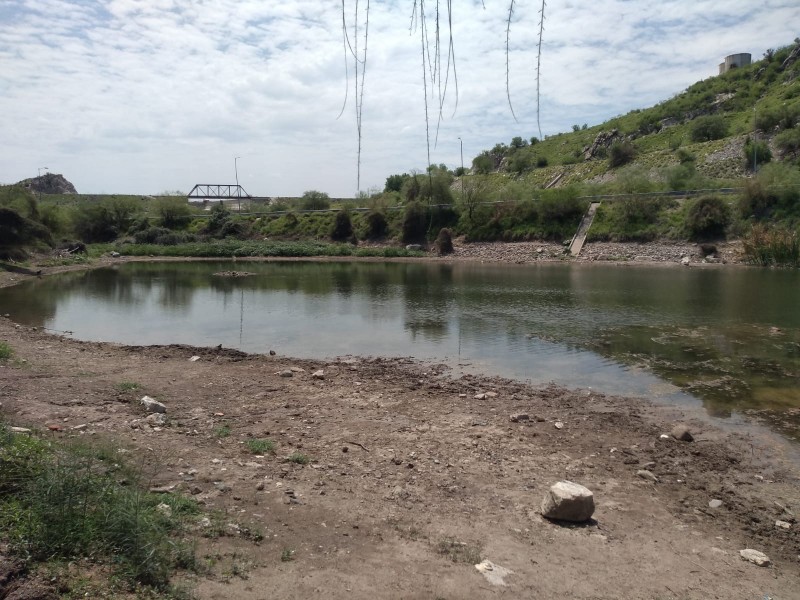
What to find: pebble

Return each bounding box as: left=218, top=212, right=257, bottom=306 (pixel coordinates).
left=775, top=520, right=791, bottom=530
left=140, top=395, right=167, bottom=414
left=312, top=369, right=325, bottom=379
left=709, top=499, right=724, bottom=509
left=554, top=421, right=564, bottom=429
left=739, top=549, right=771, bottom=567
left=278, top=370, right=293, bottom=377
left=510, top=413, right=529, bottom=423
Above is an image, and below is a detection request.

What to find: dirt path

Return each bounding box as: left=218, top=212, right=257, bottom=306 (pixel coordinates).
left=1, top=314, right=798, bottom=599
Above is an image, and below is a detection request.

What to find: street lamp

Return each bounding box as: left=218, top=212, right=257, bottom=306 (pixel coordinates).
left=38, top=166, right=48, bottom=177
left=457, top=137, right=464, bottom=203
left=234, top=156, right=241, bottom=212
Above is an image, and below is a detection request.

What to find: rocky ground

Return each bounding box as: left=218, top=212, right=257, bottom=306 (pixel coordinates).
left=444, top=239, right=745, bottom=265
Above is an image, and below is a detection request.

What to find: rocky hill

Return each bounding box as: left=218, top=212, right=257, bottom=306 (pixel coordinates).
left=18, top=173, right=77, bottom=195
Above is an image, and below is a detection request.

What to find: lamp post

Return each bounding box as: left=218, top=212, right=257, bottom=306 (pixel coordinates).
left=458, top=137, right=464, bottom=203
left=752, top=107, right=757, bottom=173
left=234, top=156, right=241, bottom=212
left=38, top=166, right=48, bottom=177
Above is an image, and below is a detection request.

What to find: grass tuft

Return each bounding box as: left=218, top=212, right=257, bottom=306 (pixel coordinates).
left=245, top=439, right=275, bottom=455
left=287, top=452, right=310, bottom=465
left=0, top=341, right=12, bottom=360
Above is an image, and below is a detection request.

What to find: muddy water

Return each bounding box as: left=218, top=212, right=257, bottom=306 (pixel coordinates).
left=1, top=260, right=798, bottom=436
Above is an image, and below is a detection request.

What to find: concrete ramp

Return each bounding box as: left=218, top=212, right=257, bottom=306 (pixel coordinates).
left=568, top=202, right=601, bottom=257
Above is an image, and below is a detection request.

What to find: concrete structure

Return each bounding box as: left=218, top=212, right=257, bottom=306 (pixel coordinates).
left=719, top=53, right=751, bottom=74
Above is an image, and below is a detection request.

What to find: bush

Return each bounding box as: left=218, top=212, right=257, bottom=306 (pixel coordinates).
left=402, top=202, right=428, bottom=243
left=536, top=156, right=549, bottom=168
left=0, top=342, right=12, bottom=360
left=331, top=210, right=354, bottom=241
left=154, top=197, right=192, bottom=229
left=300, top=190, right=331, bottom=211
left=133, top=226, right=193, bottom=245
left=435, top=228, right=454, bottom=255
left=0, top=207, right=53, bottom=258
left=608, top=141, right=636, bottom=167
left=364, top=210, right=388, bottom=240
left=690, top=115, right=728, bottom=142
left=72, top=204, right=119, bottom=243
left=685, top=195, right=730, bottom=240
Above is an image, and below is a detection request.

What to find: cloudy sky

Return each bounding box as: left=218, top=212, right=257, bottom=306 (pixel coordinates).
left=1, top=1, right=797, bottom=197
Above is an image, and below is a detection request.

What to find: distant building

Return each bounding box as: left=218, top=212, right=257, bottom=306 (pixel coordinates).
left=719, top=53, right=751, bottom=74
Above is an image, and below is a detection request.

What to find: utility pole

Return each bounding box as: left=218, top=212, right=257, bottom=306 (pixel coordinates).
left=234, top=156, right=241, bottom=212
left=36, top=167, right=48, bottom=201
left=458, top=137, right=464, bottom=204
left=752, top=107, right=757, bottom=173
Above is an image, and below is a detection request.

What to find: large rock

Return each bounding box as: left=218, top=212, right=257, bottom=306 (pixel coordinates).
left=671, top=424, right=694, bottom=442
left=140, top=395, right=166, bottom=414
left=739, top=549, right=771, bottom=567
left=541, top=481, right=595, bottom=522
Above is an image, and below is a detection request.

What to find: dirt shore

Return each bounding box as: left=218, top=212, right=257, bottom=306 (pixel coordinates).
left=1, top=244, right=798, bottom=599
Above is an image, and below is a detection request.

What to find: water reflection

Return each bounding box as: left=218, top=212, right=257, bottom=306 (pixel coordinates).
left=1, top=260, right=799, bottom=436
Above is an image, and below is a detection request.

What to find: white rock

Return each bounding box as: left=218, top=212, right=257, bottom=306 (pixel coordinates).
left=739, top=549, right=771, bottom=567
left=278, top=370, right=293, bottom=378
left=554, top=421, right=564, bottom=429
left=9, top=427, right=31, bottom=433
left=140, top=396, right=167, bottom=414
left=775, top=520, right=791, bottom=530
left=189, top=356, right=200, bottom=362
left=709, top=499, right=723, bottom=509
left=146, top=413, right=167, bottom=426
left=290, top=366, right=305, bottom=373
left=475, top=560, right=513, bottom=586
left=541, top=480, right=595, bottom=522
left=312, top=369, right=325, bottom=379
left=156, top=503, right=172, bottom=517
left=681, top=256, right=691, bottom=266
left=637, top=469, right=659, bottom=483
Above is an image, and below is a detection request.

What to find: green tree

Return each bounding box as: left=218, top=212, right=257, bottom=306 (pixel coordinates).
left=472, top=152, right=494, bottom=174
left=743, top=138, right=772, bottom=169
left=300, top=190, right=331, bottom=211
left=608, top=141, right=636, bottom=167
left=154, top=197, right=192, bottom=229
left=402, top=201, right=427, bottom=243
left=384, top=173, right=408, bottom=193
left=685, top=196, right=730, bottom=240
left=690, top=115, right=727, bottom=142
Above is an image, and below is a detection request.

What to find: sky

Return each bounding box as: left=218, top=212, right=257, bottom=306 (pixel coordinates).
left=0, top=1, right=798, bottom=198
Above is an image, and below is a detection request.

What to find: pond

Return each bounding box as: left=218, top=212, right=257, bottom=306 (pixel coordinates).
left=1, top=260, right=799, bottom=438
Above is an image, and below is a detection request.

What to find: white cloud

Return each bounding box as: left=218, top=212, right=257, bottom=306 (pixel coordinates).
left=0, top=0, right=797, bottom=196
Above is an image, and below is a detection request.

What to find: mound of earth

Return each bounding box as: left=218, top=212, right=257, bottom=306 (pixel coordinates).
left=17, top=173, right=77, bottom=195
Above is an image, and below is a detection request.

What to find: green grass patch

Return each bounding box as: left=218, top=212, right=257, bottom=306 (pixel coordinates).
left=115, top=381, right=140, bottom=393
left=743, top=224, right=800, bottom=266
left=0, top=422, right=200, bottom=590
left=0, top=341, right=12, bottom=360
left=245, top=439, right=275, bottom=455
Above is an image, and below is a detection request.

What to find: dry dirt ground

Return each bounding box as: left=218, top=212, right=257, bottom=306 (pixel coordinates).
left=0, top=260, right=799, bottom=600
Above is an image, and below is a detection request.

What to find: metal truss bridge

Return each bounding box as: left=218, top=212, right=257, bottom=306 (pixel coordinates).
left=187, top=184, right=252, bottom=201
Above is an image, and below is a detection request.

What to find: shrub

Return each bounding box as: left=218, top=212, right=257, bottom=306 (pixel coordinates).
left=0, top=207, right=53, bottom=258
left=743, top=138, right=772, bottom=168
left=472, top=152, right=494, bottom=174
left=536, top=156, right=549, bottom=168
left=435, top=228, right=454, bottom=255
left=685, top=195, right=730, bottom=240
left=245, top=439, right=275, bottom=455
left=134, top=226, right=192, bottom=245
left=775, top=127, right=800, bottom=156
left=402, top=201, right=427, bottom=243
left=364, top=210, right=388, bottom=240
left=331, top=210, right=354, bottom=241
left=608, top=141, right=636, bottom=167
left=72, top=204, right=119, bottom=243
left=690, top=115, right=728, bottom=142
left=755, top=104, right=800, bottom=132
left=0, top=341, right=12, bottom=360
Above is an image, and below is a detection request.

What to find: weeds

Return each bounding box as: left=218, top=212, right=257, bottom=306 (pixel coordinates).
left=287, top=452, right=310, bottom=465
left=213, top=424, right=231, bottom=438
left=280, top=548, right=295, bottom=562
left=245, top=439, right=275, bottom=455
left=0, top=341, right=12, bottom=360
left=0, top=422, right=199, bottom=590
left=436, top=538, right=482, bottom=564
left=743, top=224, right=800, bottom=266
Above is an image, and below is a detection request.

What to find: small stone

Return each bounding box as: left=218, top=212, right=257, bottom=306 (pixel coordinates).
left=405, top=244, right=422, bottom=251
left=140, top=396, right=166, bottom=414
left=146, top=413, right=167, bottom=426
left=510, top=413, right=530, bottom=423
left=156, top=503, right=172, bottom=517
left=278, top=370, right=293, bottom=378
left=269, top=350, right=276, bottom=356
left=739, top=549, right=771, bottom=567
left=681, top=256, right=691, bottom=266
left=775, top=520, right=791, bottom=530
left=312, top=370, right=325, bottom=379
left=485, top=391, right=497, bottom=398
left=671, top=424, right=694, bottom=442
left=541, top=480, right=595, bottom=522
left=474, top=393, right=486, bottom=400
left=256, top=482, right=265, bottom=491
left=110, top=251, right=121, bottom=258
left=342, top=446, right=349, bottom=453
left=554, top=421, right=564, bottom=429
left=189, top=356, right=200, bottom=362
left=290, top=366, right=305, bottom=373
left=709, top=499, right=723, bottom=509
left=214, top=482, right=232, bottom=493
left=190, top=485, right=202, bottom=495
left=637, top=469, right=658, bottom=483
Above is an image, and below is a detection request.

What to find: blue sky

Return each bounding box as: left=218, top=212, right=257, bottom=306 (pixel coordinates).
left=0, top=0, right=798, bottom=197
